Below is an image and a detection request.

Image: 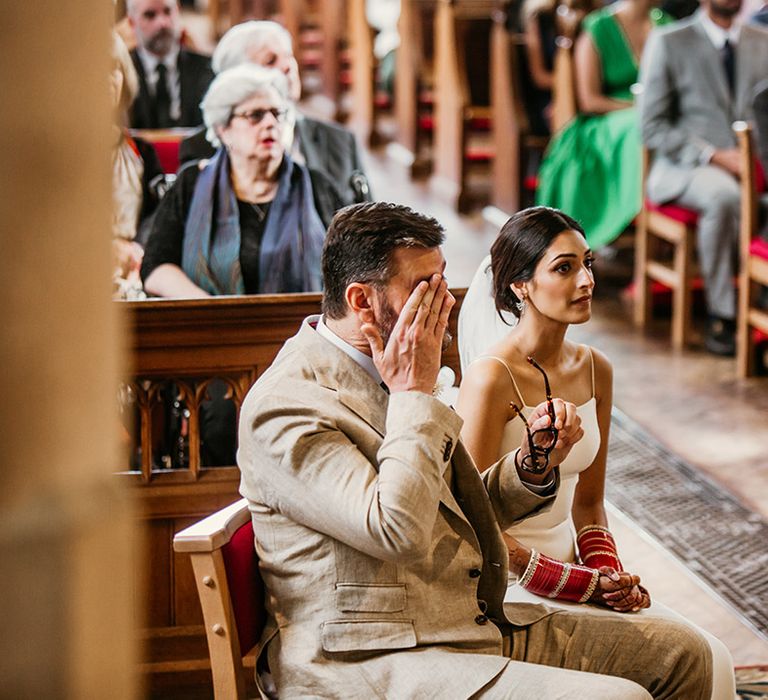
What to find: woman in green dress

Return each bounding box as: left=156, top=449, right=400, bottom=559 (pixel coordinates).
left=536, top=0, right=670, bottom=250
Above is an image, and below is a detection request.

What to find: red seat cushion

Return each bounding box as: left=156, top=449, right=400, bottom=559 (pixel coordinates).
left=465, top=146, right=493, bottom=162
left=755, top=158, right=766, bottom=193
left=523, top=175, right=538, bottom=192
left=221, top=519, right=265, bottom=655
left=152, top=140, right=181, bottom=174
left=750, top=237, right=768, bottom=260
left=418, top=114, right=434, bottom=131
left=646, top=200, right=699, bottom=226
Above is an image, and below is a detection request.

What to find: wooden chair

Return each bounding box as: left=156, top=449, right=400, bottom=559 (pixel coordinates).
left=430, top=0, right=495, bottom=212
left=489, top=11, right=549, bottom=215
left=174, top=498, right=265, bottom=700
left=393, top=0, right=436, bottom=177
left=550, top=34, right=577, bottom=134
left=633, top=146, right=700, bottom=349
left=734, top=120, right=768, bottom=377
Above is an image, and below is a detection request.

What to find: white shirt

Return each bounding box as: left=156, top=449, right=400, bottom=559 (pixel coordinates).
left=699, top=10, right=741, bottom=50
left=314, top=315, right=384, bottom=386
left=136, top=45, right=182, bottom=122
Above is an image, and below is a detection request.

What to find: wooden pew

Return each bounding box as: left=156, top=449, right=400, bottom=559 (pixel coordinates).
left=119, top=289, right=467, bottom=696
left=393, top=0, right=436, bottom=176
left=348, top=0, right=383, bottom=147
left=489, top=6, right=549, bottom=217
left=430, top=0, right=495, bottom=213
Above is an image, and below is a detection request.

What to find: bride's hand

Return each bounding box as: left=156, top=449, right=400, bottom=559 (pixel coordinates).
left=591, top=567, right=651, bottom=612
left=523, top=398, right=584, bottom=468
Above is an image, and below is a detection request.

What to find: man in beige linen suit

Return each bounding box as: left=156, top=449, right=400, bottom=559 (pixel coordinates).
left=238, top=202, right=711, bottom=699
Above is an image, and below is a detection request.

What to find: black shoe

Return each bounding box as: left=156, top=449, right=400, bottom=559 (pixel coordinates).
left=704, top=316, right=736, bottom=356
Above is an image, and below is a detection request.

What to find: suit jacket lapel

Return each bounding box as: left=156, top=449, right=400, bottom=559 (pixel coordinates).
left=130, top=50, right=153, bottom=128
left=178, top=50, right=192, bottom=125
left=295, top=117, right=328, bottom=176
left=692, top=19, right=731, bottom=115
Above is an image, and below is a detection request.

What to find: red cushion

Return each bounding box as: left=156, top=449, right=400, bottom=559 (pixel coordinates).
left=646, top=200, right=699, bottom=226
left=755, top=158, right=766, bottom=193
left=470, top=116, right=492, bottom=130
left=221, top=519, right=265, bottom=655
left=152, top=140, right=181, bottom=174
left=750, top=237, right=768, bottom=260
left=374, top=92, right=392, bottom=109
left=418, top=114, right=434, bottom=131
left=523, top=175, right=538, bottom=192
left=755, top=328, right=768, bottom=344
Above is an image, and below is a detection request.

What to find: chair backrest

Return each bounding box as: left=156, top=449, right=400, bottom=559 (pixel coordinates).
left=129, top=127, right=198, bottom=174
left=550, top=35, right=576, bottom=133
left=174, top=498, right=263, bottom=700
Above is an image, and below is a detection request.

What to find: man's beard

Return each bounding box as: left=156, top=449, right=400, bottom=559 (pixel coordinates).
left=146, top=28, right=176, bottom=56
left=710, top=0, right=742, bottom=18
left=377, top=299, right=454, bottom=353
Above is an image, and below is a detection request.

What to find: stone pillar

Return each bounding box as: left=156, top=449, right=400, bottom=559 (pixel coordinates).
left=0, top=3, right=137, bottom=698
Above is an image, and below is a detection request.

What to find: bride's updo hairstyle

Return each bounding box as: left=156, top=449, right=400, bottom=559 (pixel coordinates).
left=491, top=206, right=585, bottom=320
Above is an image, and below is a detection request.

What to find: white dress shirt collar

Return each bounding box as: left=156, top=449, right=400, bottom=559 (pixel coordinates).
left=699, top=10, right=741, bottom=49
left=313, top=315, right=384, bottom=386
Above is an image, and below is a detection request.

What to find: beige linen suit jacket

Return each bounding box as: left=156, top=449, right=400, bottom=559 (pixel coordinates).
left=639, top=12, right=768, bottom=203
left=237, top=318, right=558, bottom=699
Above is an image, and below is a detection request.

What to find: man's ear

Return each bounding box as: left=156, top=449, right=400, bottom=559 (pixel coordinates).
left=345, top=282, right=376, bottom=325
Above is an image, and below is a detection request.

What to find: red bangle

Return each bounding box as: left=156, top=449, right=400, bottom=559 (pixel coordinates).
left=577, top=525, right=623, bottom=571
left=519, top=549, right=599, bottom=603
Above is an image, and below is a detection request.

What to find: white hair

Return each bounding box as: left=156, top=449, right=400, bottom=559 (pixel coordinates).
left=212, top=20, right=294, bottom=74
left=125, top=0, right=179, bottom=17
left=201, top=64, right=289, bottom=147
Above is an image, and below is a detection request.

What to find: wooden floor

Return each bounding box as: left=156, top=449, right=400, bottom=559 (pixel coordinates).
left=183, top=7, right=768, bottom=666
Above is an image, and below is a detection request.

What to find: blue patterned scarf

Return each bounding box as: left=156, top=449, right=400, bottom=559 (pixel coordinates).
left=182, top=148, right=325, bottom=294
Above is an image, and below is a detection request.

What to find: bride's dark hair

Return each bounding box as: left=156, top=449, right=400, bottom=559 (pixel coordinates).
left=491, top=206, right=585, bottom=321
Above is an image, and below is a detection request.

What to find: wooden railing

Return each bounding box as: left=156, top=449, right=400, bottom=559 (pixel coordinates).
left=118, top=289, right=466, bottom=695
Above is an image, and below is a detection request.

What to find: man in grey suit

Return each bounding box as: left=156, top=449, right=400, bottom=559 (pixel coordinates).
left=639, top=0, right=768, bottom=355
left=179, top=20, right=371, bottom=205
left=237, top=202, right=711, bottom=698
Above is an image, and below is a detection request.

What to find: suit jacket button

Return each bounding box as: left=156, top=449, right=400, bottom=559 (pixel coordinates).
left=469, top=568, right=482, bottom=578
left=475, top=614, right=488, bottom=625
left=443, top=438, right=453, bottom=461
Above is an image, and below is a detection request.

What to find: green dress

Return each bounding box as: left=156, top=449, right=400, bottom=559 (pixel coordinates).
left=535, top=7, right=670, bottom=250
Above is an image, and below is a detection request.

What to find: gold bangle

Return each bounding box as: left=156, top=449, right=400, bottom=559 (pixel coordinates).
left=576, top=524, right=612, bottom=538
left=582, top=550, right=620, bottom=562
left=578, top=569, right=600, bottom=603
left=519, top=549, right=539, bottom=588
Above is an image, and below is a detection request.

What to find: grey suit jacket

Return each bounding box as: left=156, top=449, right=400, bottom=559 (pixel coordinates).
left=639, top=13, right=768, bottom=203
left=237, top=319, right=557, bottom=699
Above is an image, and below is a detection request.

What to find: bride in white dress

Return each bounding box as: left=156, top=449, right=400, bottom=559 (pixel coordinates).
left=455, top=207, right=736, bottom=699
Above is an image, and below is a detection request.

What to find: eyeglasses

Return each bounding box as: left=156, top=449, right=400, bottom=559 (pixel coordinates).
left=510, top=356, right=558, bottom=474
left=230, top=108, right=286, bottom=125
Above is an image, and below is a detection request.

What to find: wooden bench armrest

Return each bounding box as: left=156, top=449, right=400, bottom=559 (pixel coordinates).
left=173, top=498, right=251, bottom=553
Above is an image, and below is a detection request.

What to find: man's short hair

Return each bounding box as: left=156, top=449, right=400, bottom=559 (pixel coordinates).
left=321, top=202, right=445, bottom=319
left=212, top=20, right=294, bottom=74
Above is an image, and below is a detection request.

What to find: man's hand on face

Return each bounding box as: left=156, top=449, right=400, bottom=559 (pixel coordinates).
left=361, top=274, right=455, bottom=395
left=516, top=399, right=583, bottom=484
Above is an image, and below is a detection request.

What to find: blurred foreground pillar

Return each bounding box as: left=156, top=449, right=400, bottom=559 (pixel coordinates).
left=0, top=2, right=138, bottom=698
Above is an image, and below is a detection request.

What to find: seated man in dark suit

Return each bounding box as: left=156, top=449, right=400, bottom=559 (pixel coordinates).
left=127, top=0, right=214, bottom=128
left=178, top=20, right=372, bottom=205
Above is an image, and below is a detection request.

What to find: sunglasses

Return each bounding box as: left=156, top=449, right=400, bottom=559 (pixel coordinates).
left=230, top=107, right=286, bottom=125
left=509, top=356, right=558, bottom=474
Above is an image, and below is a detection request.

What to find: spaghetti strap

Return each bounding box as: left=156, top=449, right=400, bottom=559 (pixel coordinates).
left=470, top=355, right=527, bottom=407
left=587, top=346, right=596, bottom=399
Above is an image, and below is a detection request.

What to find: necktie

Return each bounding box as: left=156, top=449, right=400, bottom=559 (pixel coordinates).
left=154, top=63, right=172, bottom=128
left=722, top=39, right=735, bottom=96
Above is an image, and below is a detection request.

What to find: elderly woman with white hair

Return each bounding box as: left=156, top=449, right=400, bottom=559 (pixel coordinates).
left=141, top=63, right=343, bottom=297
left=178, top=19, right=371, bottom=205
